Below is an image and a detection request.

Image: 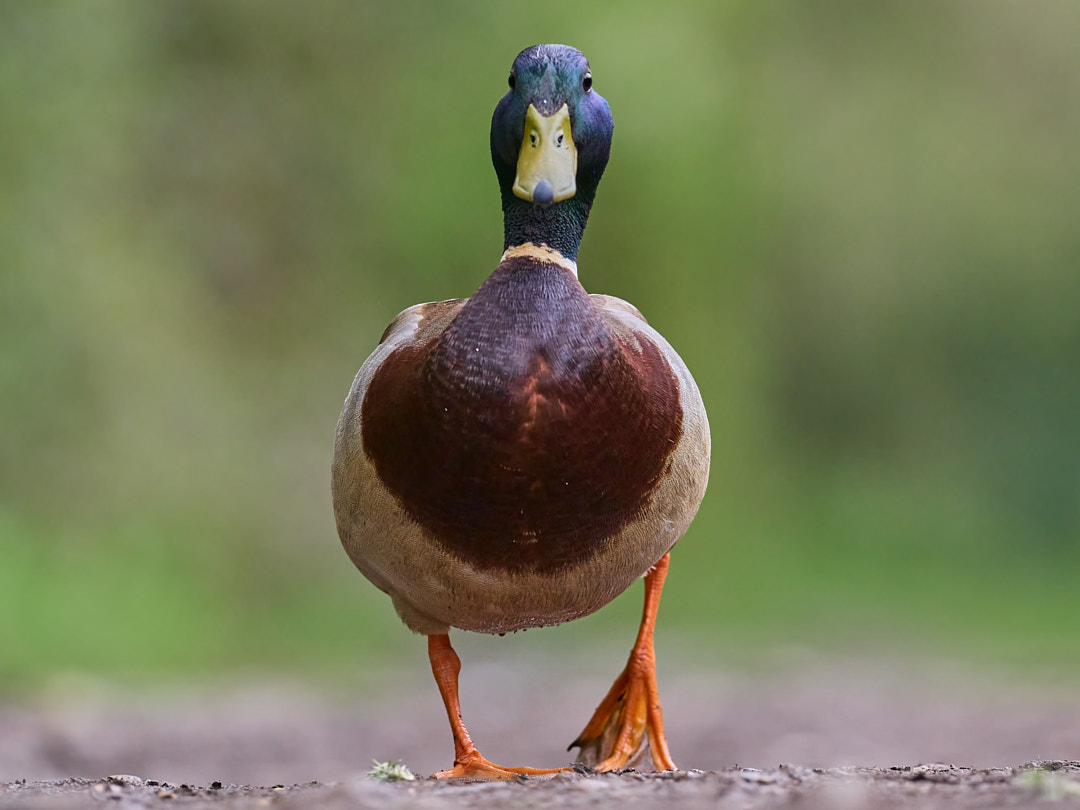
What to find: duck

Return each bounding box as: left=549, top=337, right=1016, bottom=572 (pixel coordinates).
left=332, top=44, right=710, bottom=780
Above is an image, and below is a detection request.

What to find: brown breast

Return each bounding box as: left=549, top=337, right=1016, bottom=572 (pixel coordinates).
left=361, top=257, right=683, bottom=574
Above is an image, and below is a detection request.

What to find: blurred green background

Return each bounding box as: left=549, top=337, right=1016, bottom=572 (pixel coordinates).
left=2, top=0, right=1078, bottom=690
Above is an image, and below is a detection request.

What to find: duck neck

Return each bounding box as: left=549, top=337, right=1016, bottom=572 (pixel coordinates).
left=499, top=242, right=578, bottom=277
left=500, top=187, right=596, bottom=262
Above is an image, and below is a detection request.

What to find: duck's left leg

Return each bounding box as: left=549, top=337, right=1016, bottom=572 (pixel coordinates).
left=428, top=633, right=571, bottom=780
left=568, top=552, right=676, bottom=772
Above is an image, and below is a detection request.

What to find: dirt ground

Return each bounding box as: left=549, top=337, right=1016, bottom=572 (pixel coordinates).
left=3, top=645, right=1079, bottom=808
left=5, top=763, right=1080, bottom=810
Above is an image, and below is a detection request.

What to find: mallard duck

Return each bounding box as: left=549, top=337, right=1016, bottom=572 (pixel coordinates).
left=332, top=44, right=710, bottom=780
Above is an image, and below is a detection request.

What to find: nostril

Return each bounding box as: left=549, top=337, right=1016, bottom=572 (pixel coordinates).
left=556, top=133, right=564, bottom=146
left=530, top=131, right=539, bottom=147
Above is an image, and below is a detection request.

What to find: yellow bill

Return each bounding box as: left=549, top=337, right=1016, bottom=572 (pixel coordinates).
left=513, top=103, right=577, bottom=205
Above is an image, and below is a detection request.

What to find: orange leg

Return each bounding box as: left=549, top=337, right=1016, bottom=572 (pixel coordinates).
left=427, top=633, right=571, bottom=780
left=569, top=552, right=676, bottom=772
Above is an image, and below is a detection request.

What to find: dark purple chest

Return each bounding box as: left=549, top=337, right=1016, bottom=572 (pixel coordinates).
left=361, top=258, right=683, bottom=573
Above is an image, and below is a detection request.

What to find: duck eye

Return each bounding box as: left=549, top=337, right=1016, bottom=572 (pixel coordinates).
left=508, top=73, right=516, bottom=90
left=582, top=72, right=592, bottom=92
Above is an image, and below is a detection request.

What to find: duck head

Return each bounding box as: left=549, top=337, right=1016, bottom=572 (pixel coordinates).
left=491, top=45, right=614, bottom=260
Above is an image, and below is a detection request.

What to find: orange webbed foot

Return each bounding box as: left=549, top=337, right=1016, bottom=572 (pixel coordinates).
left=427, top=633, right=574, bottom=781
left=569, top=553, right=676, bottom=772
left=569, top=654, right=674, bottom=772
left=433, top=752, right=571, bottom=781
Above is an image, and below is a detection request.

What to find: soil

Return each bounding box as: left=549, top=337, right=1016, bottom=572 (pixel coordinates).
left=5, top=764, right=1080, bottom=810
left=3, top=646, right=1079, bottom=808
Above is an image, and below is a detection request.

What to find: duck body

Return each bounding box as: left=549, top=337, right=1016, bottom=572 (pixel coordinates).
left=332, top=245, right=709, bottom=635
left=332, top=44, right=709, bottom=777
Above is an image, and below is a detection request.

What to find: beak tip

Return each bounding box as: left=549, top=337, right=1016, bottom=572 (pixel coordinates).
left=533, top=180, right=555, bottom=207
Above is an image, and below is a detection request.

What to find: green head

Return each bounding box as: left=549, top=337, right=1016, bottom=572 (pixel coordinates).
left=490, top=45, right=614, bottom=260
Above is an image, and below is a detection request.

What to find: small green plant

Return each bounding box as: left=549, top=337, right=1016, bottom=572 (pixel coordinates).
left=1015, top=765, right=1080, bottom=801
left=368, top=760, right=416, bottom=782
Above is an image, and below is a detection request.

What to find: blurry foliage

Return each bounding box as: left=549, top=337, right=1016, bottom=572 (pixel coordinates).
left=1, top=0, right=1078, bottom=685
